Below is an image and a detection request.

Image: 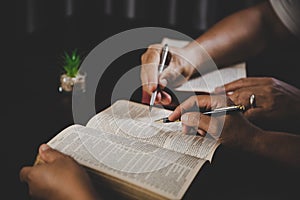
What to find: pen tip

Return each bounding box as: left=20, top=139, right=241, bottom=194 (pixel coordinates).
left=149, top=106, right=152, bottom=112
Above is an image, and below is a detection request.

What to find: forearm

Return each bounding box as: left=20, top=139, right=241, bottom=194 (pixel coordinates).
left=186, top=1, right=291, bottom=69
left=248, top=129, right=300, bottom=168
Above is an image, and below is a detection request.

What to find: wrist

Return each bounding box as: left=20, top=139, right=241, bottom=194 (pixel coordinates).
left=242, top=123, right=265, bottom=153
left=184, top=41, right=204, bottom=66
left=184, top=41, right=216, bottom=75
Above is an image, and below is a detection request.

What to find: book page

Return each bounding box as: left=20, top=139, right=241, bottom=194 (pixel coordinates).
left=175, top=63, right=246, bottom=93
left=161, top=37, right=247, bottom=93
left=86, top=100, right=219, bottom=161
left=48, top=124, right=207, bottom=200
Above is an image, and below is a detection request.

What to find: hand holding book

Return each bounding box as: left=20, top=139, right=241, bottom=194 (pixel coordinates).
left=20, top=144, right=100, bottom=200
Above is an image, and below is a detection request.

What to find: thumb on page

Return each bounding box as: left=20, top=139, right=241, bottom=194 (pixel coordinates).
left=38, top=144, right=65, bottom=163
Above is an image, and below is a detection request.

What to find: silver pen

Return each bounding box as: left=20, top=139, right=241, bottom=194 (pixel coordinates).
left=149, top=44, right=169, bottom=112
left=155, top=105, right=245, bottom=123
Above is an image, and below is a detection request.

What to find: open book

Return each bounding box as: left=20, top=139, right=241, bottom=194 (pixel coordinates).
left=161, top=38, right=247, bottom=93
left=42, top=100, right=220, bottom=200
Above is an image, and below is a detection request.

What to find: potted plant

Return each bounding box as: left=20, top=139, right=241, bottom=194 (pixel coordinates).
left=59, top=49, right=86, bottom=92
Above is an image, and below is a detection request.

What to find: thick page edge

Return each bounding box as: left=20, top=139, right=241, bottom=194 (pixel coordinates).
left=36, top=124, right=207, bottom=200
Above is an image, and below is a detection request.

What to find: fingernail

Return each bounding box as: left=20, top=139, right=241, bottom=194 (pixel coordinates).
left=181, top=114, right=188, bottom=123
left=40, top=144, right=50, bottom=152
left=214, top=87, right=221, bottom=92
left=181, top=113, right=200, bottom=126
left=198, top=130, right=206, bottom=136
left=214, top=87, right=225, bottom=93
left=160, top=79, right=167, bottom=87
left=182, top=125, right=189, bottom=134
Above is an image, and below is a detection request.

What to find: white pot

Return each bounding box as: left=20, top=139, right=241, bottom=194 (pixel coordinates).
left=59, top=73, right=86, bottom=92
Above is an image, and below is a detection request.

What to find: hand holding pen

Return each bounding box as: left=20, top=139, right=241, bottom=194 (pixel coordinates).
left=141, top=44, right=197, bottom=108
left=155, top=104, right=245, bottom=122
left=160, top=95, right=246, bottom=137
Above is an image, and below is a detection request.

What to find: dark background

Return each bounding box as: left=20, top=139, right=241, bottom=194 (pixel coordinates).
left=8, top=0, right=299, bottom=199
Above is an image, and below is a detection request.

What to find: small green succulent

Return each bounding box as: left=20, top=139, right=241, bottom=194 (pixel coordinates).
left=62, top=49, right=81, bottom=77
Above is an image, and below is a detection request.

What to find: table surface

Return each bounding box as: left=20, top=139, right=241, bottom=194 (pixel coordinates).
left=5, top=34, right=300, bottom=200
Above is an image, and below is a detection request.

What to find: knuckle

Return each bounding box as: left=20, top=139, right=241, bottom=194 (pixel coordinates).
left=143, top=52, right=160, bottom=64
left=271, top=78, right=279, bottom=87
left=26, top=170, right=35, bottom=182
left=148, top=44, right=161, bottom=49
left=267, top=77, right=278, bottom=87
left=149, top=52, right=160, bottom=60
left=267, top=77, right=275, bottom=83
left=190, top=96, right=198, bottom=103
left=229, top=93, right=240, bottom=105
left=229, top=92, right=238, bottom=100
left=141, top=53, right=146, bottom=62
left=148, top=44, right=156, bottom=49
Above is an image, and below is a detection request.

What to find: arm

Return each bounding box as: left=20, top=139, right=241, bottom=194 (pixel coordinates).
left=251, top=129, right=300, bottom=168
left=140, top=1, right=294, bottom=105
left=186, top=1, right=293, bottom=68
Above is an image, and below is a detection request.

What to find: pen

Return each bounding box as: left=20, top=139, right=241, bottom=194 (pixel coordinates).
left=149, top=44, right=169, bottom=112
left=154, top=105, right=245, bottom=123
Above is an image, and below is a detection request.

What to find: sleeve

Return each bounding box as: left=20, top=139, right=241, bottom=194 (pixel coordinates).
left=269, top=0, right=300, bottom=38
